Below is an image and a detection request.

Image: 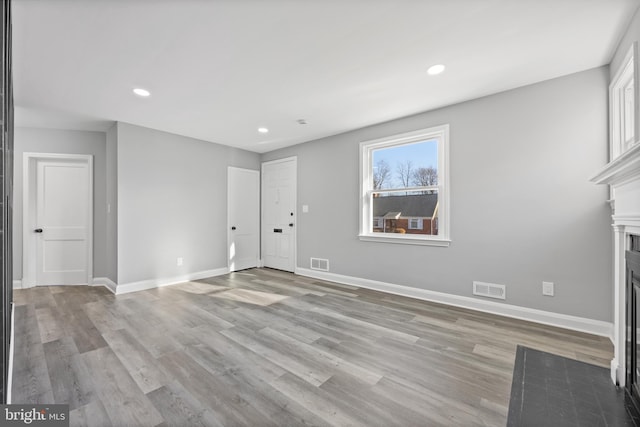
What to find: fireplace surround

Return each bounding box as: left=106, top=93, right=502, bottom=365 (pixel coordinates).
left=592, top=142, right=640, bottom=388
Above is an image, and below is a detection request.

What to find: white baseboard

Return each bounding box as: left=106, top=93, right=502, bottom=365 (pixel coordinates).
left=611, top=358, right=621, bottom=386
left=92, top=277, right=118, bottom=294
left=7, top=302, right=15, bottom=404
left=12, top=270, right=229, bottom=296
left=115, top=267, right=230, bottom=295
left=295, top=268, right=613, bottom=339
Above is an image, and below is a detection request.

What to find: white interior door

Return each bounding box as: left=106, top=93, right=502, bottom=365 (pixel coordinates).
left=28, top=156, right=92, bottom=286
left=262, top=157, right=296, bottom=272
left=227, top=167, right=260, bottom=272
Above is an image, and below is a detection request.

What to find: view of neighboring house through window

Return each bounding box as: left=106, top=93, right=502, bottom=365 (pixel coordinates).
left=373, top=217, right=383, bottom=228
left=408, top=218, right=423, bottom=230
left=359, top=124, right=450, bottom=246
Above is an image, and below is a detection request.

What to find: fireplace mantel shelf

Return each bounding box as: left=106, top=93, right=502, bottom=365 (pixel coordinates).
left=591, top=143, right=640, bottom=186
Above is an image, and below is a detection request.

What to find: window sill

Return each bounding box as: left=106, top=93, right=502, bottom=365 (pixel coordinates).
left=358, top=234, right=451, bottom=247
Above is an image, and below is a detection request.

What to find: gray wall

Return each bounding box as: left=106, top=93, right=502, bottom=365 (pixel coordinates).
left=13, top=127, right=108, bottom=280
left=610, top=6, right=640, bottom=82
left=106, top=124, right=118, bottom=283
left=11, top=70, right=611, bottom=321
left=13, top=123, right=261, bottom=288
left=116, top=122, right=260, bottom=285
left=262, top=66, right=612, bottom=321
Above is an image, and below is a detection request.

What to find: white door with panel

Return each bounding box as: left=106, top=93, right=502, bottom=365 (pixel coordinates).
left=262, top=157, right=296, bottom=272
left=227, top=167, right=260, bottom=272
left=33, top=157, right=92, bottom=286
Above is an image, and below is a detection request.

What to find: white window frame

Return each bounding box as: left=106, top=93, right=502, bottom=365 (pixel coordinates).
left=610, top=42, right=638, bottom=160
left=408, top=218, right=423, bottom=230
left=359, top=124, right=450, bottom=246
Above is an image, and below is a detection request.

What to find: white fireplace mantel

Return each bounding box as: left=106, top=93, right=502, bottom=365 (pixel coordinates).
left=592, top=143, right=640, bottom=187
left=591, top=142, right=640, bottom=386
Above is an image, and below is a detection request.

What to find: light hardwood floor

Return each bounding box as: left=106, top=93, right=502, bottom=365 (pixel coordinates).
left=11, top=268, right=613, bottom=426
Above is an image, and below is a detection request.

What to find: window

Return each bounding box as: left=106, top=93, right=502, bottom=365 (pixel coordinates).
left=359, top=124, right=450, bottom=246
left=611, top=43, right=638, bottom=159
left=408, top=218, right=423, bottom=230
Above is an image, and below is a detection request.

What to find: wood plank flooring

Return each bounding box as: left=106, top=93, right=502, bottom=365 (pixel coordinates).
left=11, top=268, right=613, bottom=426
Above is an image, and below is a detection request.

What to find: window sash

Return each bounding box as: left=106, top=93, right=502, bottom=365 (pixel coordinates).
left=370, top=185, right=439, bottom=197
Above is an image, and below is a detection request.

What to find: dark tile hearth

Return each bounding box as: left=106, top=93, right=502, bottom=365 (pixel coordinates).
left=508, top=346, right=640, bottom=427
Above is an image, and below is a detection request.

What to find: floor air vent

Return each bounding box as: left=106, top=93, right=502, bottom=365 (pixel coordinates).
left=473, top=281, right=506, bottom=300
left=310, top=258, right=329, bottom=271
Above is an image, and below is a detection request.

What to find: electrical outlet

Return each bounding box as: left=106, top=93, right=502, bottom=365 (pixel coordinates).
left=542, top=281, right=554, bottom=296
left=177, top=257, right=183, bottom=266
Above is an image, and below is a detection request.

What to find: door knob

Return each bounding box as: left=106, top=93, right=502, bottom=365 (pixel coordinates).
left=34, top=228, right=43, bottom=233
left=231, top=226, right=236, bottom=230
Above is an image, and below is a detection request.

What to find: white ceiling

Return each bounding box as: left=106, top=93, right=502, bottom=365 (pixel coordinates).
left=12, top=0, right=639, bottom=153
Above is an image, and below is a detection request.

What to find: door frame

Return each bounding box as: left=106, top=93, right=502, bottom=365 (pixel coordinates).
left=261, top=156, right=297, bottom=272
left=22, top=153, right=94, bottom=288
left=227, top=166, right=260, bottom=272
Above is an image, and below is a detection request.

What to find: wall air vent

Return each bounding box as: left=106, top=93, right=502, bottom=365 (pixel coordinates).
left=310, top=258, right=329, bottom=271
left=473, top=281, right=506, bottom=300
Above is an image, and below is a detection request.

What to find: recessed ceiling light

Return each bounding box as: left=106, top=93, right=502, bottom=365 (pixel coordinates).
left=258, top=127, right=269, bottom=133
left=133, top=88, right=151, bottom=97
left=427, top=64, right=445, bottom=75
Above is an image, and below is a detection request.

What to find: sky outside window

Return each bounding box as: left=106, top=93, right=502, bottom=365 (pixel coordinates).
left=372, top=139, right=438, bottom=189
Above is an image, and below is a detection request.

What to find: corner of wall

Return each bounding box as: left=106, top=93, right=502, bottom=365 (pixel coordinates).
left=106, top=121, right=118, bottom=283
